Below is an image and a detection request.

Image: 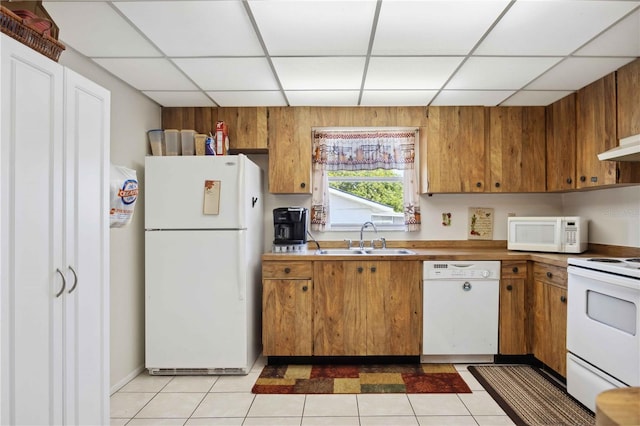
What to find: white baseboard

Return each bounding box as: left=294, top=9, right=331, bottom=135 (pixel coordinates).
left=110, top=364, right=146, bottom=395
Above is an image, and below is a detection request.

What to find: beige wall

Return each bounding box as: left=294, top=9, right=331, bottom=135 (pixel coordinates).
left=58, top=47, right=161, bottom=392
left=563, top=186, right=640, bottom=247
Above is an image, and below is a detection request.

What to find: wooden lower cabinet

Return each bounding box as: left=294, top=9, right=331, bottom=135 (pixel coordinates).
left=313, top=260, right=422, bottom=356
left=532, top=263, right=568, bottom=376
left=262, top=261, right=313, bottom=356
left=499, top=261, right=528, bottom=355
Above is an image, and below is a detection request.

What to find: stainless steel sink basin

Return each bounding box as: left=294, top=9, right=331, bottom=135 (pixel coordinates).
left=363, top=248, right=415, bottom=255
left=316, top=248, right=415, bottom=255
left=316, top=249, right=367, bottom=255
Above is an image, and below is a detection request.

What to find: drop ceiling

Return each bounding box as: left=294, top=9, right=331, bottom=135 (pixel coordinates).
left=40, top=0, right=640, bottom=108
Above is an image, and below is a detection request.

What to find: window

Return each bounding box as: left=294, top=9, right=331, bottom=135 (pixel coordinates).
left=310, top=129, right=420, bottom=232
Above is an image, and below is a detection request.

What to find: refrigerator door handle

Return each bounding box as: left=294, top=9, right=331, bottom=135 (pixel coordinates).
left=237, top=233, right=246, bottom=301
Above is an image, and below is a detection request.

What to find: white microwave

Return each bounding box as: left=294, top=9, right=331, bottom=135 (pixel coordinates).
left=507, top=216, right=588, bottom=253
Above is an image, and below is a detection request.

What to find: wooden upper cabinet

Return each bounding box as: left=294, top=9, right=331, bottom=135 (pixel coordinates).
left=617, top=58, right=640, bottom=139
left=487, top=107, right=546, bottom=192
left=546, top=94, right=577, bottom=191
left=425, top=106, right=486, bottom=193
left=218, top=107, right=268, bottom=152
left=576, top=74, right=618, bottom=188
left=160, top=107, right=268, bottom=152
left=267, top=107, right=312, bottom=194
left=576, top=73, right=640, bottom=188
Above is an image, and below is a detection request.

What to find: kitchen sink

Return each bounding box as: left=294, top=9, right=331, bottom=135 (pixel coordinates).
left=316, top=248, right=415, bottom=255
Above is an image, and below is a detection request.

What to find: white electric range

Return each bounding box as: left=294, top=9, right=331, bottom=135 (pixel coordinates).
left=566, top=256, right=640, bottom=411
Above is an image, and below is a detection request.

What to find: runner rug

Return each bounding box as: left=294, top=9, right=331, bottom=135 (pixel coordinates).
left=468, top=365, right=595, bottom=426
left=251, top=363, right=471, bottom=394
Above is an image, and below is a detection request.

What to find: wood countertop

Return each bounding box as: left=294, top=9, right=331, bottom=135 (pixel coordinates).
left=262, top=242, right=640, bottom=267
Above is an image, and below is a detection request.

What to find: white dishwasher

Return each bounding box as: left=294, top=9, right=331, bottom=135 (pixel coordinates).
left=422, top=261, right=500, bottom=363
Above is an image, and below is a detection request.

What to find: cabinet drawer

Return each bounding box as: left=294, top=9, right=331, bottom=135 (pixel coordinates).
left=501, top=261, right=527, bottom=279
left=533, top=263, right=567, bottom=288
left=263, top=261, right=312, bottom=279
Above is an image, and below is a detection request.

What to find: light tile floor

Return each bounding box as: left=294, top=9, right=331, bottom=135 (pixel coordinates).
left=111, top=358, right=515, bottom=426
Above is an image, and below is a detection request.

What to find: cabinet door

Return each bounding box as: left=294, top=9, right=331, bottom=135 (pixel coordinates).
left=63, top=69, right=110, bottom=425
left=268, top=107, right=312, bottom=194
left=314, top=262, right=367, bottom=355
left=499, top=262, right=528, bottom=355
left=262, top=279, right=313, bottom=356
left=366, top=261, right=421, bottom=356
left=617, top=58, right=640, bottom=139
left=533, top=280, right=567, bottom=377
left=487, top=107, right=546, bottom=192
left=1, top=34, right=65, bottom=426
left=576, top=73, right=619, bottom=188
left=218, top=107, right=268, bottom=152
left=425, top=106, right=486, bottom=193
left=546, top=94, right=577, bottom=191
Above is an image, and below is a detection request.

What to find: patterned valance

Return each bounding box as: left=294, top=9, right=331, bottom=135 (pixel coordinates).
left=312, top=130, right=415, bottom=171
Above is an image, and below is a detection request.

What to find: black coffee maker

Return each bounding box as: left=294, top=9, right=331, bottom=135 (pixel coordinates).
left=273, top=207, right=308, bottom=252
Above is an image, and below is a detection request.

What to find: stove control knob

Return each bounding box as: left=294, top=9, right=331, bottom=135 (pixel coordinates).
left=481, top=270, right=490, bottom=278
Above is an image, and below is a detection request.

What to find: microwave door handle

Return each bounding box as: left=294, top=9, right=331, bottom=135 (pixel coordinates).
left=555, top=219, right=563, bottom=251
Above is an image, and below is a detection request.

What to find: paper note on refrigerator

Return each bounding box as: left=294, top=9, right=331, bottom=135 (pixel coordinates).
left=203, top=180, right=221, bottom=215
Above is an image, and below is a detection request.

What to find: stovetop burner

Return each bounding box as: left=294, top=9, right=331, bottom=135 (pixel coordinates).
left=588, top=258, right=624, bottom=263
left=569, top=257, right=640, bottom=279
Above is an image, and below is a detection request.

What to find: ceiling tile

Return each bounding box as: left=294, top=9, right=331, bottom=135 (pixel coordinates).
left=526, top=57, right=636, bottom=90
left=114, top=1, right=263, bottom=56
left=285, top=91, right=360, bottom=106
left=500, top=91, right=574, bottom=106
left=272, top=57, right=366, bottom=90
left=446, top=57, right=562, bottom=90
left=575, top=9, right=640, bottom=57
left=173, top=58, right=279, bottom=91
left=207, top=91, right=287, bottom=107
left=43, top=1, right=161, bottom=57
left=360, top=90, right=437, bottom=106
left=248, top=0, right=376, bottom=56
left=142, top=91, right=216, bottom=108
left=431, top=90, right=515, bottom=106
left=92, top=58, right=197, bottom=91
left=365, top=57, right=464, bottom=90
left=475, top=1, right=640, bottom=55
left=373, top=1, right=509, bottom=55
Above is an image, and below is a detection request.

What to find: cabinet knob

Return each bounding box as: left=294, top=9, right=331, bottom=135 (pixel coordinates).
left=300, top=182, right=306, bottom=188
left=560, top=295, right=567, bottom=303
left=546, top=271, right=552, bottom=278
left=357, top=267, right=363, bottom=273
left=284, top=267, right=291, bottom=274
left=512, top=267, right=518, bottom=273
left=371, top=267, right=376, bottom=273
left=476, top=182, right=482, bottom=188
left=566, top=177, right=572, bottom=184
left=495, top=182, right=501, bottom=188
left=506, top=284, right=513, bottom=291
left=302, top=285, right=308, bottom=292
left=580, top=176, right=586, bottom=182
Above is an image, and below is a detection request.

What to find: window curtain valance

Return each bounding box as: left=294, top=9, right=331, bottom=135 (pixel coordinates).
left=311, top=129, right=421, bottom=232
left=312, top=130, right=416, bottom=171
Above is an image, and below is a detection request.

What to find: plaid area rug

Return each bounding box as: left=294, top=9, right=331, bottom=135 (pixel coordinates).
left=252, top=363, right=471, bottom=394
left=468, top=365, right=595, bottom=426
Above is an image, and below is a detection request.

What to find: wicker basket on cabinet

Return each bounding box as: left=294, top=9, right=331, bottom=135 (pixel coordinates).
left=0, top=6, right=65, bottom=62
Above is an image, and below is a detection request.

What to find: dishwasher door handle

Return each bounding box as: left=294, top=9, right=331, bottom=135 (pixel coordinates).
left=462, top=282, right=472, bottom=291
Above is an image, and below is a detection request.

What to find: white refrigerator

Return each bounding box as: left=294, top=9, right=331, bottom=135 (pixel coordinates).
left=144, top=155, right=263, bottom=375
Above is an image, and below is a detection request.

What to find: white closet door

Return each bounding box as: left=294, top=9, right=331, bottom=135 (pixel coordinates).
left=1, top=35, right=65, bottom=425
left=63, top=68, right=110, bottom=426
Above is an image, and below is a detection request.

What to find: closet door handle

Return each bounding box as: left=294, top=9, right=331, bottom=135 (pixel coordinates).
left=68, top=266, right=78, bottom=294
left=55, top=268, right=66, bottom=298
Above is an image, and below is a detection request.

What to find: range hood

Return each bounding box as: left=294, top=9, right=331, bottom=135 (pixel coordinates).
left=598, top=134, right=640, bottom=162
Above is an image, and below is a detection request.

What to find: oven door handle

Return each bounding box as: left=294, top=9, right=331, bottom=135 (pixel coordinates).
left=568, top=266, right=640, bottom=291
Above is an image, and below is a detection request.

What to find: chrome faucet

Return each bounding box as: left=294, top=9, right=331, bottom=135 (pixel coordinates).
left=359, top=221, right=378, bottom=249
